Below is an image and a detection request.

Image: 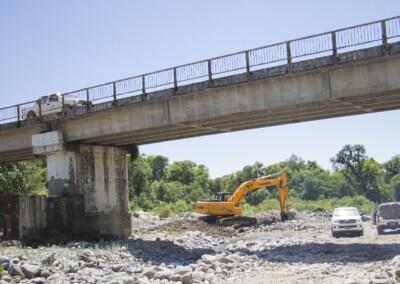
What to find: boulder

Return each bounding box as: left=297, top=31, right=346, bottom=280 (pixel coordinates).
left=9, top=264, right=25, bottom=278
left=180, top=272, right=192, bottom=282
left=20, top=264, right=40, bottom=279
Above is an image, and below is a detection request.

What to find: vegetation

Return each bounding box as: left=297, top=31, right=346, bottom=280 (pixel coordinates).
left=0, top=145, right=399, bottom=218
left=127, top=144, right=399, bottom=214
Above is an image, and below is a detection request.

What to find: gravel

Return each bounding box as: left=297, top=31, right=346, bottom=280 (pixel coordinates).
left=0, top=210, right=399, bottom=283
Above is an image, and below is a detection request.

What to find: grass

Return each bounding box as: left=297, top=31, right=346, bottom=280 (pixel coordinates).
left=242, top=196, right=375, bottom=215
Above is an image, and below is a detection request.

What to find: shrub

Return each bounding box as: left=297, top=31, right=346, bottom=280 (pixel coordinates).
left=174, top=200, right=188, bottom=213
left=159, top=205, right=174, bottom=219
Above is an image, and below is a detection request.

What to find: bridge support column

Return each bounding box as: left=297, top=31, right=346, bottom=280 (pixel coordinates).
left=32, top=131, right=132, bottom=238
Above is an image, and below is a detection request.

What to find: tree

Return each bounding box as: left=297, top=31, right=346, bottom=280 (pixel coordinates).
left=390, top=174, right=400, bottom=201
left=0, top=160, right=47, bottom=196
left=145, top=155, right=169, bottom=181
left=330, top=144, right=385, bottom=202
left=168, top=161, right=196, bottom=185
left=127, top=154, right=152, bottom=197
left=383, top=155, right=400, bottom=182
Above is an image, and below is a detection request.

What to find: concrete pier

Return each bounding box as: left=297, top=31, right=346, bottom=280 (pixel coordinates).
left=32, top=131, right=132, bottom=238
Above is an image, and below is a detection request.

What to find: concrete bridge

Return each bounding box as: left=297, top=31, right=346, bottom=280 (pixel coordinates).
left=1, top=17, right=399, bottom=238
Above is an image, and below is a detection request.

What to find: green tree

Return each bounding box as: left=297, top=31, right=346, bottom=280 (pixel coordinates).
left=383, top=155, right=400, bottom=182
left=145, top=155, right=169, bottom=181
left=330, top=144, right=385, bottom=202
left=0, top=160, right=47, bottom=196
left=127, top=154, right=152, bottom=197
left=168, top=161, right=196, bottom=185
left=390, top=174, right=400, bottom=201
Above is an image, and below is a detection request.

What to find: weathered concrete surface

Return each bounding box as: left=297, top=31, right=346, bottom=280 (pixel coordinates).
left=18, top=195, right=47, bottom=239
left=76, top=145, right=131, bottom=238
left=46, top=195, right=84, bottom=231
left=32, top=130, right=64, bottom=154
left=1, top=44, right=400, bottom=162
left=29, top=131, right=132, bottom=238
left=46, top=145, right=131, bottom=238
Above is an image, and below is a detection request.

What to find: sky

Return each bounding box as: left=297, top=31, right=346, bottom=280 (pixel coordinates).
left=0, top=1, right=399, bottom=178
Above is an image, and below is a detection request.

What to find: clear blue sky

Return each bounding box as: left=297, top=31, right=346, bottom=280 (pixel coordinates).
left=0, top=1, right=399, bottom=178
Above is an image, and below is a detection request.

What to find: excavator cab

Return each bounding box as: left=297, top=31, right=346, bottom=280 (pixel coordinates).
left=216, top=192, right=232, bottom=202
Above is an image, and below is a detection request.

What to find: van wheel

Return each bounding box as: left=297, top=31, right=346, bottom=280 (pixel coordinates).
left=332, top=230, right=338, bottom=238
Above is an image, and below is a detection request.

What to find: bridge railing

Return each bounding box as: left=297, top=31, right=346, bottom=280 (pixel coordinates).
left=1, top=16, right=399, bottom=124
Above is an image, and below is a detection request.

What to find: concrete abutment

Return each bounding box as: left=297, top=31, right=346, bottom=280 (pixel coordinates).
left=32, top=131, right=132, bottom=239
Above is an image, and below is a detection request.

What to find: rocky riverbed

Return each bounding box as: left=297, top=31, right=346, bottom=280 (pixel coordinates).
left=1, top=210, right=400, bottom=283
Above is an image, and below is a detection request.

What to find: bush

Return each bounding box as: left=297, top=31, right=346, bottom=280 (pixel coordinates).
left=173, top=200, right=188, bottom=213
left=159, top=205, right=174, bottom=219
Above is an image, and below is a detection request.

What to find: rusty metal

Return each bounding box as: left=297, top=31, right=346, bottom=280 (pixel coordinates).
left=173, top=67, right=178, bottom=95
left=381, top=20, right=388, bottom=55
left=3, top=195, right=19, bottom=240
left=332, top=31, right=338, bottom=64
left=208, top=60, right=213, bottom=88
left=245, top=51, right=250, bottom=81
left=86, top=89, right=91, bottom=113
left=141, top=75, right=147, bottom=101
left=113, top=82, right=117, bottom=106
left=286, top=42, right=292, bottom=73
left=61, top=94, right=65, bottom=118
left=38, top=99, right=42, bottom=121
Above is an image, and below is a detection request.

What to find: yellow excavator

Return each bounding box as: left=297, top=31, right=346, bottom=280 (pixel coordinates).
left=196, top=172, right=290, bottom=226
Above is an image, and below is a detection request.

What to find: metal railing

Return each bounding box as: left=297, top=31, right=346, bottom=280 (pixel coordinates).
left=1, top=16, right=399, bottom=125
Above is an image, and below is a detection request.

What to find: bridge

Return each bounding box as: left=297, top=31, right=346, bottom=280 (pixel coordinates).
left=1, top=17, right=400, bottom=238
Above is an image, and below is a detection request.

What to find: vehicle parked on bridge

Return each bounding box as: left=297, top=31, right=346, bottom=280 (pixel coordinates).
left=331, top=207, right=364, bottom=237
left=21, top=93, right=91, bottom=120
left=371, top=202, right=400, bottom=235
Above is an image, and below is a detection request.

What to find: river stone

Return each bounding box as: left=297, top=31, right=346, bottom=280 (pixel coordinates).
left=201, top=254, right=217, bottom=264
left=20, top=264, right=40, bottom=279
left=169, top=274, right=182, bottom=281
left=175, top=266, right=192, bottom=275
left=153, top=270, right=173, bottom=280
left=0, top=256, right=10, bottom=269
left=141, top=267, right=158, bottom=278
left=9, top=264, right=25, bottom=278
left=180, top=272, right=192, bottom=282
left=112, top=264, right=125, bottom=272
left=40, top=269, right=52, bottom=278
left=218, top=256, right=236, bottom=264
left=192, top=271, right=206, bottom=282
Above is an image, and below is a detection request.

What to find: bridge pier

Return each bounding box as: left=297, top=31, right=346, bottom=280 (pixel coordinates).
left=32, top=131, right=132, bottom=238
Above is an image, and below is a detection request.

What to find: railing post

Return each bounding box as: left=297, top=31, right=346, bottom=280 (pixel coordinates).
left=286, top=42, right=292, bottom=73
left=86, top=89, right=91, bottom=113
left=113, top=82, right=117, bottom=107
left=332, top=32, right=338, bottom=64
left=208, top=60, right=213, bottom=88
left=17, top=105, right=20, bottom=126
left=38, top=99, right=42, bottom=121
left=142, top=75, right=147, bottom=101
left=173, top=67, right=178, bottom=95
left=381, top=20, right=388, bottom=55
left=246, top=51, right=251, bottom=81
left=62, top=94, right=65, bottom=118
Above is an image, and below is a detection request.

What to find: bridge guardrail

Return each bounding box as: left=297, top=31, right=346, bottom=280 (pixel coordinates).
left=1, top=16, right=399, bottom=124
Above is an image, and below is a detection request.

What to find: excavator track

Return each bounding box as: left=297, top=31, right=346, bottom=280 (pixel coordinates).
left=216, top=216, right=257, bottom=226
